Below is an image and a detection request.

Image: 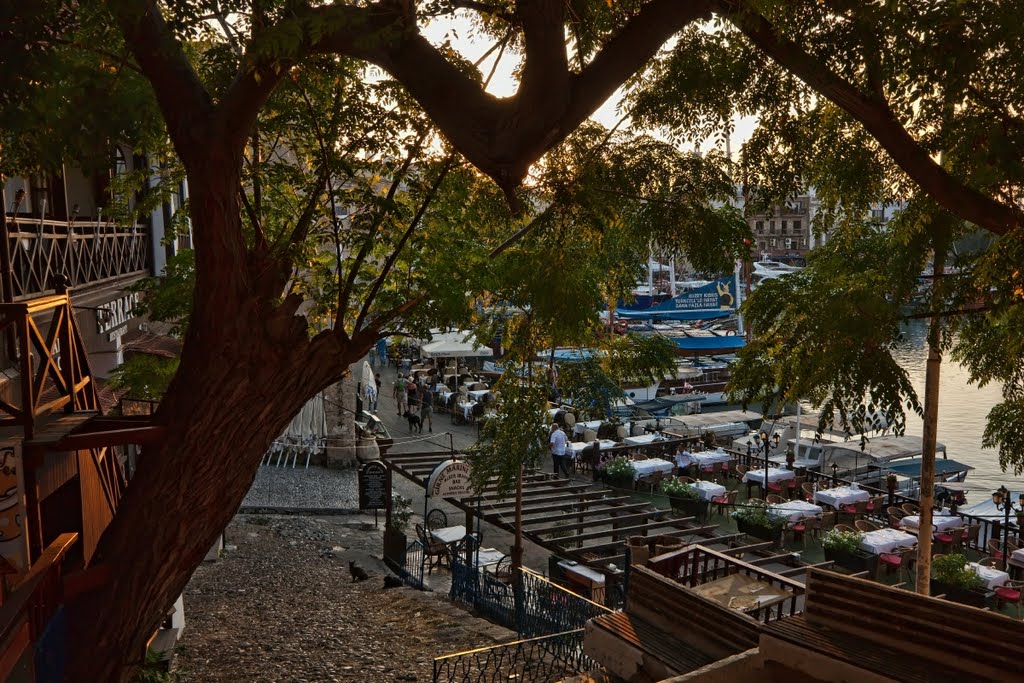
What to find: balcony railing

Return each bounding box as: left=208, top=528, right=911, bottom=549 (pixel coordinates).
left=2, top=217, right=150, bottom=299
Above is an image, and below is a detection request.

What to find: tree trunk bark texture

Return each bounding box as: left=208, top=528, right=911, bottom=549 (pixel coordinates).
left=915, top=244, right=946, bottom=595
left=63, top=182, right=365, bottom=681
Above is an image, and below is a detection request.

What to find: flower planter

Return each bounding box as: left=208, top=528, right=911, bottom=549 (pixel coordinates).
left=383, top=528, right=408, bottom=570
left=736, top=517, right=783, bottom=544
left=824, top=548, right=878, bottom=574
left=930, top=580, right=994, bottom=609
left=669, top=496, right=706, bottom=521
left=602, top=474, right=634, bottom=490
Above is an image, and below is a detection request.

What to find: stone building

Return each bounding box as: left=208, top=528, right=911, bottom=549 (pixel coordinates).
left=747, top=195, right=813, bottom=261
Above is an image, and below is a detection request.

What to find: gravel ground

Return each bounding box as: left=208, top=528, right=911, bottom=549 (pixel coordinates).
left=174, top=515, right=515, bottom=682
left=241, top=466, right=360, bottom=509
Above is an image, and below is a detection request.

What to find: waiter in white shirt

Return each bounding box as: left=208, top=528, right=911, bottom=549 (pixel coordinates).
left=549, top=424, right=570, bottom=476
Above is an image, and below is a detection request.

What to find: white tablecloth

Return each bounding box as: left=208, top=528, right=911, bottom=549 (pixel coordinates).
left=474, top=548, right=506, bottom=568
left=769, top=500, right=824, bottom=521
left=967, top=562, right=1010, bottom=589
left=623, top=434, right=663, bottom=446
left=632, top=458, right=674, bottom=481
left=458, top=401, right=477, bottom=419
left=1010, top=548, right=1024, bottom=569
left=859, top=529, right=917, bottom=555
left=568, top=439, right=617, bottom=458
left=431, top=525, right=467, bottom=545
left=573, top=420, right=603, bottom=438
left=900, top=515, right=962, bottom=533
left=691, top=480, right=726, bottom=501
left=741, top=468, right=795, bottom=484
left=467, top=389, right=490, bottom=401
left=558, top=561, right=606, bottom=586
left=814, top=486, right=870, bottom=508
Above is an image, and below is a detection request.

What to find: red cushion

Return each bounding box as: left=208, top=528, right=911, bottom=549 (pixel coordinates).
left=995, top=587, right=1021, bottom=601
left=879, top=553, right=902, bottom=567
left=791, top=523, right=806, bottom=532
left=768, top=482, right=783, bottom=492
left=711, top=496, right=726, bottom=504
left=935, top=533, right=953, bottom=543
left=842, top=505, right=857, bottom=513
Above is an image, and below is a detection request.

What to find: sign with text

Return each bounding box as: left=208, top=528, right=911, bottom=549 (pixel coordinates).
left=358, top=461, right=388, bottom=510
left=655, top=278, right=737, bottom=312
left=427, top=459, right=474, bottom=498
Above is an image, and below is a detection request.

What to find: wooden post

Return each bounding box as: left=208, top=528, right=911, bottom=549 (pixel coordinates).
left=512, top=463, right=523, bottom=570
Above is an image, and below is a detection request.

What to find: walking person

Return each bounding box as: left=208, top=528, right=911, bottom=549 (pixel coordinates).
left=420, top=385, right=434, bottom=432
left=375, top=373, right=383, bottom=411
left=395, top=375, right=408, bottom=415
left=407, top=378, right=419, bottom=414
left=549, top=424, right=570, bottom=477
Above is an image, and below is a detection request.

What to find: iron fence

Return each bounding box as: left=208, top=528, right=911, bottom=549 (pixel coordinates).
left=397, top=538, right=426, bottom=590
left=432, top=630, right=595, bottom=683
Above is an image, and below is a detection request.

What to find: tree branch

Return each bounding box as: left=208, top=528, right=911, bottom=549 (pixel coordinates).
left=722, top=0, right=1023, bottom=235
left=105, top=0, right=214, bottom=163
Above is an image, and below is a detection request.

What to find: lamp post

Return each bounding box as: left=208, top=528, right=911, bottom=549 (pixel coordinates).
left=753, top=430, right=780, bottom=494
left=831, top=462, right=839, bottom=486
left=991, top=486, right=1024, bottom=571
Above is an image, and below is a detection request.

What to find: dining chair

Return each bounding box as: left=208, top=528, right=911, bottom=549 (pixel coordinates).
left=934, top=526, right=965, bottom=554
left=878, top=546, right=916, bottom=583
left=987, top=537, right=1006, bottom=562
left=426, top=508, right=448, bottom=531
left=978, top=556, right=1001, bottom=568
left=901, top=502, right=920, bottom=516
left=417, top=523, right=450, bottom=574
left=834, top=524, right=857, bottom=534
left=766, top=494, right=786, bottom=505
left=787, top=475, right=805, bottom=500
left=994, top=581, right=1024, bottom=618
left=711, top=489, right=737, bottom=516
left=854, top=519, right=880, bottom=533
left=888, top=513, right=903, bottom=530
left=865, top=495, right=886, bottom=516
left=886, top=506, right=904, bottom=519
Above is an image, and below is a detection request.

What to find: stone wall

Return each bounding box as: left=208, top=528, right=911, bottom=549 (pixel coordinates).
left=323, top=366, right=358, bottom=469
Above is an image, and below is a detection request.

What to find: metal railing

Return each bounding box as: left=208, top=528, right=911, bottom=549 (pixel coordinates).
left=432, top=630, right=594, bottom=683
left=3, top=217, right=149, bottom=298
left=397, top=538, right=426, bottom=590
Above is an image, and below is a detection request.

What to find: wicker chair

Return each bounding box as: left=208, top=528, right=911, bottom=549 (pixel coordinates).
left=766, top=494, right=786, bottom=505
left=987, top=537, right=1006, bottom=562
left=878, top=546, right=916, bottom=583
left=425, top=508, right=448, bottom=531
left=994, top=581, right=1024, bottom=618
left=801, top=482, right=816, bottom=503
left=416, top=523, right=450, bottom=574
left=854, top=519, right=880, bottom=533
left=834, top=524, right=857, bottom=534
left=711, top=489, right=737, bottom=516
left=901, top=502, right=920, bottom=516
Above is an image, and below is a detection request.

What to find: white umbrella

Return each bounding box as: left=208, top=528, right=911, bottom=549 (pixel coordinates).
left=362, top=360, right=375, bottom=390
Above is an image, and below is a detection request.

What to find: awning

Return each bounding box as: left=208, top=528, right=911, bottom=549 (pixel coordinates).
left=879, top=458, right=974, bottom=478
left=672, top=336, right=746, bottom=351
left=420, top=338, right=494, bottom=358
left=616, top=309, right=733, bottom=321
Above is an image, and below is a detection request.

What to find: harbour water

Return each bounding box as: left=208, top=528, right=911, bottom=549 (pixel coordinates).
left=892, top=320, right=1022, bottom=493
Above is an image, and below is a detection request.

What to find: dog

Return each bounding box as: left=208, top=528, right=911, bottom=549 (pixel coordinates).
left=403, top=410, right=423, bottom=433
left=348, top=560, right=369, bottom=582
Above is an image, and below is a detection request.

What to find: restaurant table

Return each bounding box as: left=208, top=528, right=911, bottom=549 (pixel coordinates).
left=457, top=401, right=477, bottom=419
left=813, top=485, right=871, bottom=508
left=632, top=458, right=675, bottom=481
left=568, top=439, right=617, bottom=458
left=859, top=528, right=918, bottom=555
left=474, top=548, right=506, bottom=568
left=558, top=561, right=606, bottom=603
left=431, top=525, right=467, bottom=545
left=967, top=562, right=1010, bottom=590
left=1009, top=548, right=1024, bottom=572
left=690, top=573, right=792, bottom=613
left=547, top=407, right=562, bottom=419
left=677, top=450, right=732, bottom=469
left=466, top=389, right=490, bottom=401
left=769, top=500, right=824, bottom=521
left=623, top=433, right=663, bottom=446
left=900, top=515, right=962, bottom=533
left=573, top=420, right=603, bottom=438
left=691, top=480, right=726, bottom=502
left=741, top=467, right=796, bottom=485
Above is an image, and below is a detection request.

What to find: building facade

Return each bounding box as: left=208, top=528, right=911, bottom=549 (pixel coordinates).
left=747, top=195, right=814, bottom=262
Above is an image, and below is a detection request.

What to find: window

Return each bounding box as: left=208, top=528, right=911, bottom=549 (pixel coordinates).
left=759, top=241, right=766, bottom=251
left=769, top=220, right=776, bottom=234
left=781, top=220, right=788, bottom=234
left=793, top=220, right=802, bottom=234
left=769, top=238, right=776, bottom=247
left=755, top=220, right=764, bottom=233
left=870, top=208, right=885, bottom=221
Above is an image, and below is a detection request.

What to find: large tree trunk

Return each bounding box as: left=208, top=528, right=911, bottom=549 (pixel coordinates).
left=63, top=167, right=365, bottom=680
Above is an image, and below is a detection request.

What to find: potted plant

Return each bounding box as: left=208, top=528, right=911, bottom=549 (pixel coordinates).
left=931, top=553, right=992, bottom=608
left=599, top=456, right=637, bottom=490
left=661, top=478, right=705, bottom=519
left=821, top=529, right=877, bottom=573
left=383, top=493, right=413, bottom=569
left=731, top=500, right=784, bottom=544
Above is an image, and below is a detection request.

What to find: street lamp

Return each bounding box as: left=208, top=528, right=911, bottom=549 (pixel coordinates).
left=991, top=486, right=1024, bottom=571
left=752, top=430, right=780, bottom=494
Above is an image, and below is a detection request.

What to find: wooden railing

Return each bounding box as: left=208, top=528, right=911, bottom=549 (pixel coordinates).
left=2, top=216, right=149, bottom=299
left=0, top=533, right=79, bottom=683
left=0, top=295, right=99, bottom=438
left=647, top=544, right=805, bottom=623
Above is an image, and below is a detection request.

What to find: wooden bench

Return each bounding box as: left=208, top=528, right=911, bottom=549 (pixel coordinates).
left=762, top=568, right=1024, bottom=681
left=584, top=565, right=761, bottom=680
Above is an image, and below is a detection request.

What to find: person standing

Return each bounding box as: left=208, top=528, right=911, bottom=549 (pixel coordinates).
left=375, top=373, right=383, bottom=411
left=395, top=375, right=408, bottom=415
left=549, top=424, right=570, bottom=477
left=407, top=379, right=419, bottom=414
left=420, top=385, right=434, bottom=432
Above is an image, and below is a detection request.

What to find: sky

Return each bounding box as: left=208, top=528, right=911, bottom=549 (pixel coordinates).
left=420, top=13, right=758, bottom=154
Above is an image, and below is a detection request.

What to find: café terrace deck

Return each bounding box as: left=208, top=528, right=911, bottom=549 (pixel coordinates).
left=383, top=435, right=1024, bottom=618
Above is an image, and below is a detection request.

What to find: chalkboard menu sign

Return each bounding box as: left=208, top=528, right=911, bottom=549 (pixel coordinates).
left=359, top=461, right=388, bottom=510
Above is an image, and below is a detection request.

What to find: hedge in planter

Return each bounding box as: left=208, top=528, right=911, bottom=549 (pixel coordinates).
left=383, top=494, right=413, bottom=568
left=662, top=478, right=706, bottom=519
left=931, top=553, right=992, bottom=608
left=821, top=529, right=876, bottom=573
left=731, top=500, right=784, bottom=542
left=599, top=456, right=637, bottom=489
